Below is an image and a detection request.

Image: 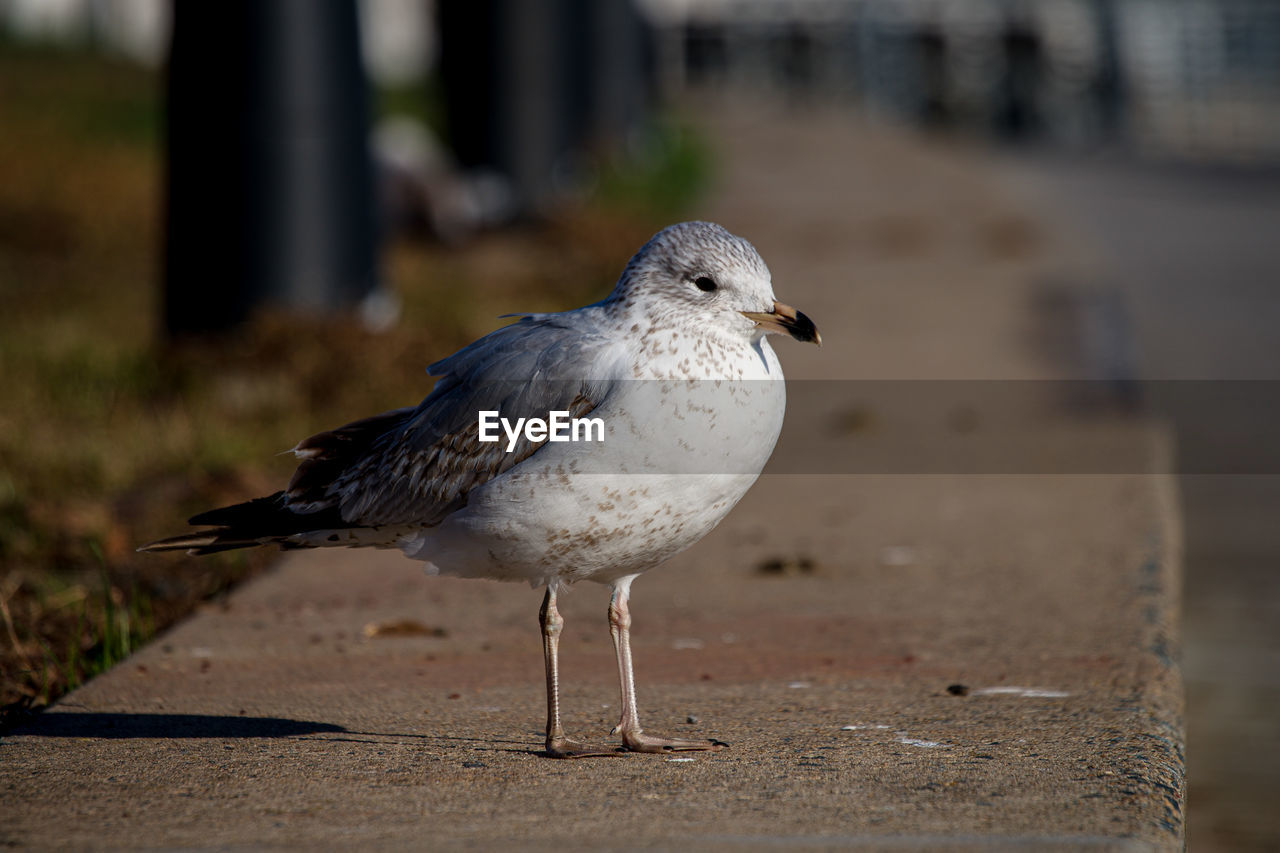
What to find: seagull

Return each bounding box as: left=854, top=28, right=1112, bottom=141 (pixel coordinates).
left=141, top=221, right=820, bottom=757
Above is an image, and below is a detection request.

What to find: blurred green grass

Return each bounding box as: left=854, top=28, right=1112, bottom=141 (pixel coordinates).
left=0, top=43, right=699, bottom=727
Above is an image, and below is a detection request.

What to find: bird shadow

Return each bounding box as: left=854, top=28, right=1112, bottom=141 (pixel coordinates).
left=8, top=711, right=347, bottom=739
left=7, top=711, right=543, bottom=755
left=6, top=712, right=622, bottom=764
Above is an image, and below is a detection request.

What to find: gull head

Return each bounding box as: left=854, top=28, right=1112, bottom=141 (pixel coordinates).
left=610, top=221, right=820, bottom=346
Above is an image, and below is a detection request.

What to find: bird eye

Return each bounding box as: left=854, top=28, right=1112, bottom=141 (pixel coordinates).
left=694, top=276, right=717, bottom=293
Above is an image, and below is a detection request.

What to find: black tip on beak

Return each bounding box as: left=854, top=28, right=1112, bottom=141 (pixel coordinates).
left=786, top=309, right=821, bottom=346
left=742, top=301, right=822, bottom=346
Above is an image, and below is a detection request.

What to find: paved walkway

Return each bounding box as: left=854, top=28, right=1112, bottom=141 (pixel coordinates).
left=996, top=153, right=1280, bottom=852
left=1, top=109, right=1184, bottom=850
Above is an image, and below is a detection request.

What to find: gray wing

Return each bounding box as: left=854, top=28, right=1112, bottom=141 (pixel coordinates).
left=287, top=312, right=619, bottom=528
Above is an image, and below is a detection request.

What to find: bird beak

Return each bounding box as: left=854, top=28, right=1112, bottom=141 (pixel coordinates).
left=741, top=301, right=822, bottom=346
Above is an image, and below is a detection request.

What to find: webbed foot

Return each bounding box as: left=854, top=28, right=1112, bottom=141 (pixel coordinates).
left=618, top=731, right=728, bottom=754
left=545, top=736, right=625, bottom=759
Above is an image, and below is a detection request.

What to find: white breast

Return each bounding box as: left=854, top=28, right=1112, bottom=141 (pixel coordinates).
left=402, top=332, right=787, bottom=587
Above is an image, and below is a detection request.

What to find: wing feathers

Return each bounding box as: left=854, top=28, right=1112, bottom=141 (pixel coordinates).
left=141, top=311, right=619, bottom=555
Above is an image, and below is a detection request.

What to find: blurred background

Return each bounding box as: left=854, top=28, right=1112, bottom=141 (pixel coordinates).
left=0, top=0, right=1277, bottom=849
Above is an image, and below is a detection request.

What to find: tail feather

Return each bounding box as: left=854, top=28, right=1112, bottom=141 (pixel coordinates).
left=140, top=406, right=414, bottom=557
left=136, top=532, right=273, bottom=555
left=189, top=492, right=288, bottom=528
left=138, top=491, right=356, bottom=556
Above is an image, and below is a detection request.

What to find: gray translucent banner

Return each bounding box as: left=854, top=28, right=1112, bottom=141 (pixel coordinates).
left=409, top=379, right=1280, bottom=475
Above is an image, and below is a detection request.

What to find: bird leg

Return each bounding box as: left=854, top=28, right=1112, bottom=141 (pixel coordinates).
left=608, top=578, right=727, bottom=753
left=540, top=585, right=618, bottom=758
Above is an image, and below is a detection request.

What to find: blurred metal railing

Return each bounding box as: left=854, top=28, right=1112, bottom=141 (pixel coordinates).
left=643, top=0, right=1280, bottom=163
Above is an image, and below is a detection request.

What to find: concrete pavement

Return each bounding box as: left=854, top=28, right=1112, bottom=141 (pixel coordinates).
left=1, top=109, right=1185, bottom=850
left=995, top=153, right=1280, bottom=851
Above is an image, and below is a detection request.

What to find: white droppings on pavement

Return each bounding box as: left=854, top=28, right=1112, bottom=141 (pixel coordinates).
left=840, top=724, right=949, bottom=747
left=973, top=686, right=1070, bottom=698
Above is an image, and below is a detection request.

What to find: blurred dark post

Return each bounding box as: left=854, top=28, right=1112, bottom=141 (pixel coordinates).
left=1090, top=0, right=1127, bottom=143
left=579, top=0, right=651, bottom=150
left=438, top=0, right=650, bottom=216
left=164, top=0, right=378, bottom=336
left=995, top=24, right=1044, bottom=140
